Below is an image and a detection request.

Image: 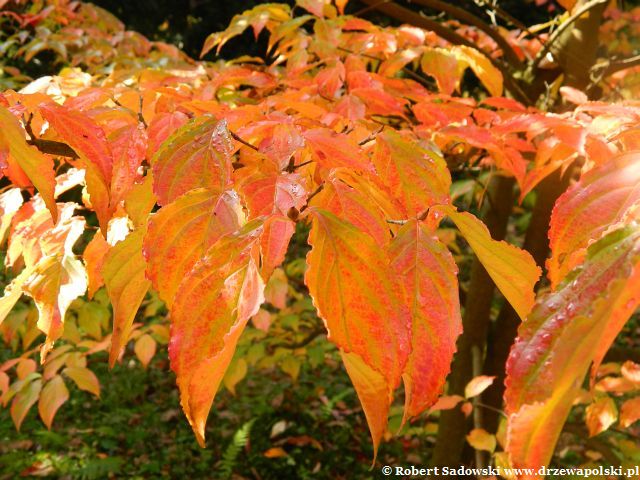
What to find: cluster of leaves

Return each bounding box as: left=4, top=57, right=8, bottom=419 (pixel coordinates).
left=0, top=0, right=191, bottom=90
left=0, top=0, right=639, bottom=477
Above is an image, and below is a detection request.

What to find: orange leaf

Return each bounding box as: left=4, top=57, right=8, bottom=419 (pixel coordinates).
left=389, top=220, right=461, bottom=421
left=453, top=45, right=503, bottom=97
left=438, top=205, right=540, bottom=320
left=260, top=215, right=295, bottom=280
left=621, top=361, right=640, bottom=383
left=420, top=48, right=462, bottom=95
left=341, top=351, right=391, bottom=460
left=237, top=169, right=306, bottom=218
left=23, top=225, right=87, bottom=361
left=303, top=128, right=372, bottom=173
left=144, top=188, right=243, bottom=308
left=124, top=174, right=156, bottom=228
left=38, top=375, right=69, bottom=429
left=263, top=447, right=288, bottom=458
left=104, top=229, right=151, bottom=367
left=108, top=123, right=147, bottom=209
left=0, top=106, right=56, bottom=222
left=62, top=366, right=100, bottom=397
left=169, top=223, right=264, bottom=446
left=151, top=117, right=233, bottom=206
left=620, top=397, right=640, bottom=428
left=428, top=395, right=464, bottom=413
left=83, top=232, right=109, bottom=298
left=305, top=209, right=411, bottom=450
left=373, top=130, right=450, bottom=217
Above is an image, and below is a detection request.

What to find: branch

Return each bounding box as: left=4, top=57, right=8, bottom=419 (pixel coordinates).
left=410, top=0, right=523, bottom=68
left=272, top=326, right=325, bottom=350
left=596, top=53, right=640, bottom=77
left=532, top=0, right=609, bottom=70
left=357, top=0, right=532, bottom=104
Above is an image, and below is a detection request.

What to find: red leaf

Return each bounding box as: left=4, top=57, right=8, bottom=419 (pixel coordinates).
left=389, top=220, right=461, bottom=420
left=548, top=151, right=640, bottom=288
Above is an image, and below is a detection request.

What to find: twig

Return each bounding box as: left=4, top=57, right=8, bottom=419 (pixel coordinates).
left=272, top=326, right=325, bottom=350
left=356, top=0, right=532, bottom=104
left=474, top=0, right=545, bottom=47
left=596, top=53, right=640, bottom=77
left=229, top=130, right=259, bottom=151
left=531, top=0, right=609, bottom=70
left=358, top=126, right=384, bottom=146
left=299, top=184, right=324, bottom=213
left=410, top=0, right=523, bottom=68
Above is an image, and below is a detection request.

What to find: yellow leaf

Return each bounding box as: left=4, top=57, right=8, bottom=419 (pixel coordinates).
left=223, top=358, right=248, bottom=395
left=134, top=334, right=157, bottom=369
left=466, top=428, right=496, bottom=452
left=103, top=229, right=151, bottom=367
left=438, top=205, right=540, bottom=319
left=62, top=366, right=100, bottom=397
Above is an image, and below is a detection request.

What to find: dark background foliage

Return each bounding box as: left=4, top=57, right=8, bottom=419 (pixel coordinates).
left=90, top=0, right=558, bottom=60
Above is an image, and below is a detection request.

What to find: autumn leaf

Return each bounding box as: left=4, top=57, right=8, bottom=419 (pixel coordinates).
left=373, top=130, right=451, bottom=216
left=62, top=366, right=100, bottom=397
left=0, top=106, right=56, bottom=222
left=144, top=188, right=244, bottom=307
left=620, top=397, right=640, bottom=428
left=585, top=396, right=617, bottom=437
left=467, top=428, right=497, bottom=453
left=134, top=334, right=157, bottom=369
left=505, top=226, right=640, bottom=477
left=38, top=375, right=69, bottom=429
left=169, top=222, right=265, bottom=446
left=40, top=103, right=114, bottom=233
left=151, top=116, right=233, bottom=206
left=305, top=208, right=411, bottom=452
left=108, top=122, right=147, bottom=209
left=465, top=375, right=496, bottom=399
left=547, top=151, right=640, bottom=288
left=388, top=220, right=461, bottom=421
left=103, top=229, right=151, bottom=367
left=11, top=378, right=41, bottom=431
left=438, top=205, right=540, bottom=320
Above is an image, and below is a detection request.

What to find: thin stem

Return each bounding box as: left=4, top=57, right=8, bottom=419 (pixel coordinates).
left=229, top=131, right=259, bottom=151
left=410, top=0, right=523, bottom=68
left=531, top=0, right=608, bottom=70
